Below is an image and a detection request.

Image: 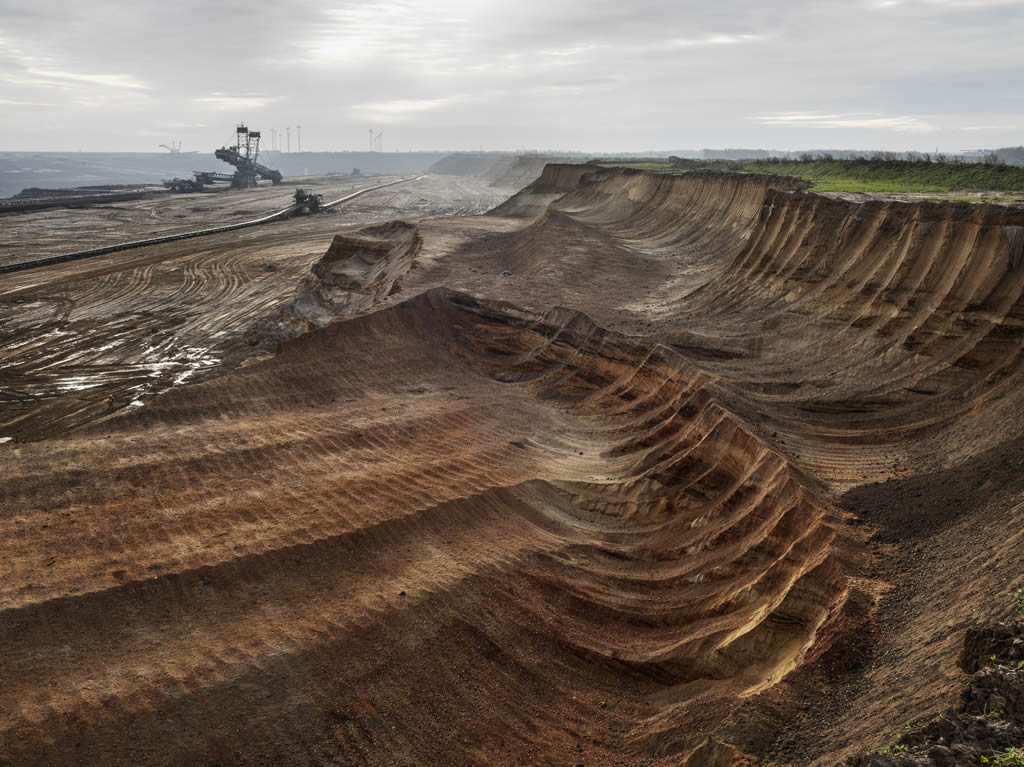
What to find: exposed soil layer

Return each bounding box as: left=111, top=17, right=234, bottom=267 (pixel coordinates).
left=3, top=165, right=1024, bottom=765
left=842, top=621, right=1024, bottom=767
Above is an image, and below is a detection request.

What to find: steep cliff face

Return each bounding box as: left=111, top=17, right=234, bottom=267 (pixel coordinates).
left=489, top=163, right=603, bottom=216
left=667, top=190, right=1024, bottom=486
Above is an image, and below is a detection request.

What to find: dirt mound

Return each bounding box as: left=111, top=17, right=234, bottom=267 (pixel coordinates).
left=428, top=151, right=513, bottom=176
left=479, top=154, right=553, bottom=189
left=237, top=220, right=421, bottom=353
left=292, top=220, right=420, bottom=324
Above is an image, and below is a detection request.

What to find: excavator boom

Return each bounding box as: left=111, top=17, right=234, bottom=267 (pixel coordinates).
left=214, top=124, right=283, bottom=188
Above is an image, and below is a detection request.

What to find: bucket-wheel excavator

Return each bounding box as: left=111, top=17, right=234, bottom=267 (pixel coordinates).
left=214, top=125, right=283, bottom=188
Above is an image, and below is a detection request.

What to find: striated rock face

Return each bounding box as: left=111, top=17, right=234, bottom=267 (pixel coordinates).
left=239, top=221, right=423, bottom=353
left=291, top=220, right=421, bottom=326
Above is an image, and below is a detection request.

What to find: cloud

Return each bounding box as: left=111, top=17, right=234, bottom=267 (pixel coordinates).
left=305, top=2, right=476, bottom=75
left=25, top=68, right=147, bottom=90
left=0, top=0, right=1022, bottom=151
left=669, top=33, right=765, bottom=47
left=867, top=0, right=1024, bottom=8
left=545, top=44, right=599, bottom=58
left=752, top=112, right=940, bottom=133
left=194, top=94, right=278, bottom=110
left=0, top=97, right=57, bottom=107
left=960, top=118, right=1024, bottom=132
left=353, top=96, right=466, bottom=124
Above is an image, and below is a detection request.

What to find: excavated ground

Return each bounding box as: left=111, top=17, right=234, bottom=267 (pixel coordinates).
left=2, top=165, right=1024, bottom=766
left=0, top=173, right=512, bottom=439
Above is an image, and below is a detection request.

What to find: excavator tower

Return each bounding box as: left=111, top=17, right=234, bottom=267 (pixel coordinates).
left=214, top=124, right=283, bottom=188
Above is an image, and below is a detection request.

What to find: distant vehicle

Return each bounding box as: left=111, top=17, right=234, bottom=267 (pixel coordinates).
left=293, top=188, right=323, bottom=213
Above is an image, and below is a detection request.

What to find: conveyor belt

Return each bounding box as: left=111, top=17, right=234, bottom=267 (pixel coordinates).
left=0, top=176, right=422, bottom=275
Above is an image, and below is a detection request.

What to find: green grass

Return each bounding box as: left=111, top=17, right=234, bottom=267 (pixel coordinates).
left=981, top=747, right=1024, bottom=766
left=596, top=161, right=674, bottom=171
left=740, top=159, right=1024, bottom=194
left=591, top=156, right=1024, bottom=198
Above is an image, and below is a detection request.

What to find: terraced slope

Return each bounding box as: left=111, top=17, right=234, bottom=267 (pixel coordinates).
left=3, top=165, right=1024, bottom=765
left=1, top=289, right=849, bottom=765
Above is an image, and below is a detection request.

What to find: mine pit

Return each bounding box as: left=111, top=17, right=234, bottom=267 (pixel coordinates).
left=2, top=157, right=1024, bottom=766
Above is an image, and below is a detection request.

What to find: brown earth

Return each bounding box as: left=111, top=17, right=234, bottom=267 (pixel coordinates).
left=0, top=173, right=513, bottom=439
left=840, top=620, right=1024, bottom=766
left=2, top=164, right=1024, bottom=765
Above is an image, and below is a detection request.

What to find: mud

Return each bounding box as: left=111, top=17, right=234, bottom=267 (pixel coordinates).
left=0, top=173, right=516, bottom=439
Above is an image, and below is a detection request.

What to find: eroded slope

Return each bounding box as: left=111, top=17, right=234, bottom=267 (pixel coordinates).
left=3, top=165, right=1024, bottom=765
left=2, top=289, right=846, bottom=766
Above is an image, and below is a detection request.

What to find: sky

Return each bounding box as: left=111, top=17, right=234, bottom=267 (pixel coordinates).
left=1, top=0, right=1022, bottom=153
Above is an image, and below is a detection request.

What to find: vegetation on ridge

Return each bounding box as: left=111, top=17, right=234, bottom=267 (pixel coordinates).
left=593, top=154, right=1024, bottom=197
left=741, top=156, right=1024, bottom=194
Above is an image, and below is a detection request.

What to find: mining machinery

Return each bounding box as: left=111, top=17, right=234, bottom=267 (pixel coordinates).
left=215, top=124, right=283, bottom=188
left=162, top=177, right=202, bottom=193
left=292, top=188, right=323, bottom=214
left=194, top=171, right=235, bottom=186
left=161, top=171, right=235, bottom=193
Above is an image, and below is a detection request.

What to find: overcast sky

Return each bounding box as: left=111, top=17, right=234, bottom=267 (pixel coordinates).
left=1, top=0, right=1022, bottom=153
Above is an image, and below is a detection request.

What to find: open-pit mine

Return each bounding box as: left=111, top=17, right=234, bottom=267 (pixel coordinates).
left=2, top=160, right=1024, bottom=766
